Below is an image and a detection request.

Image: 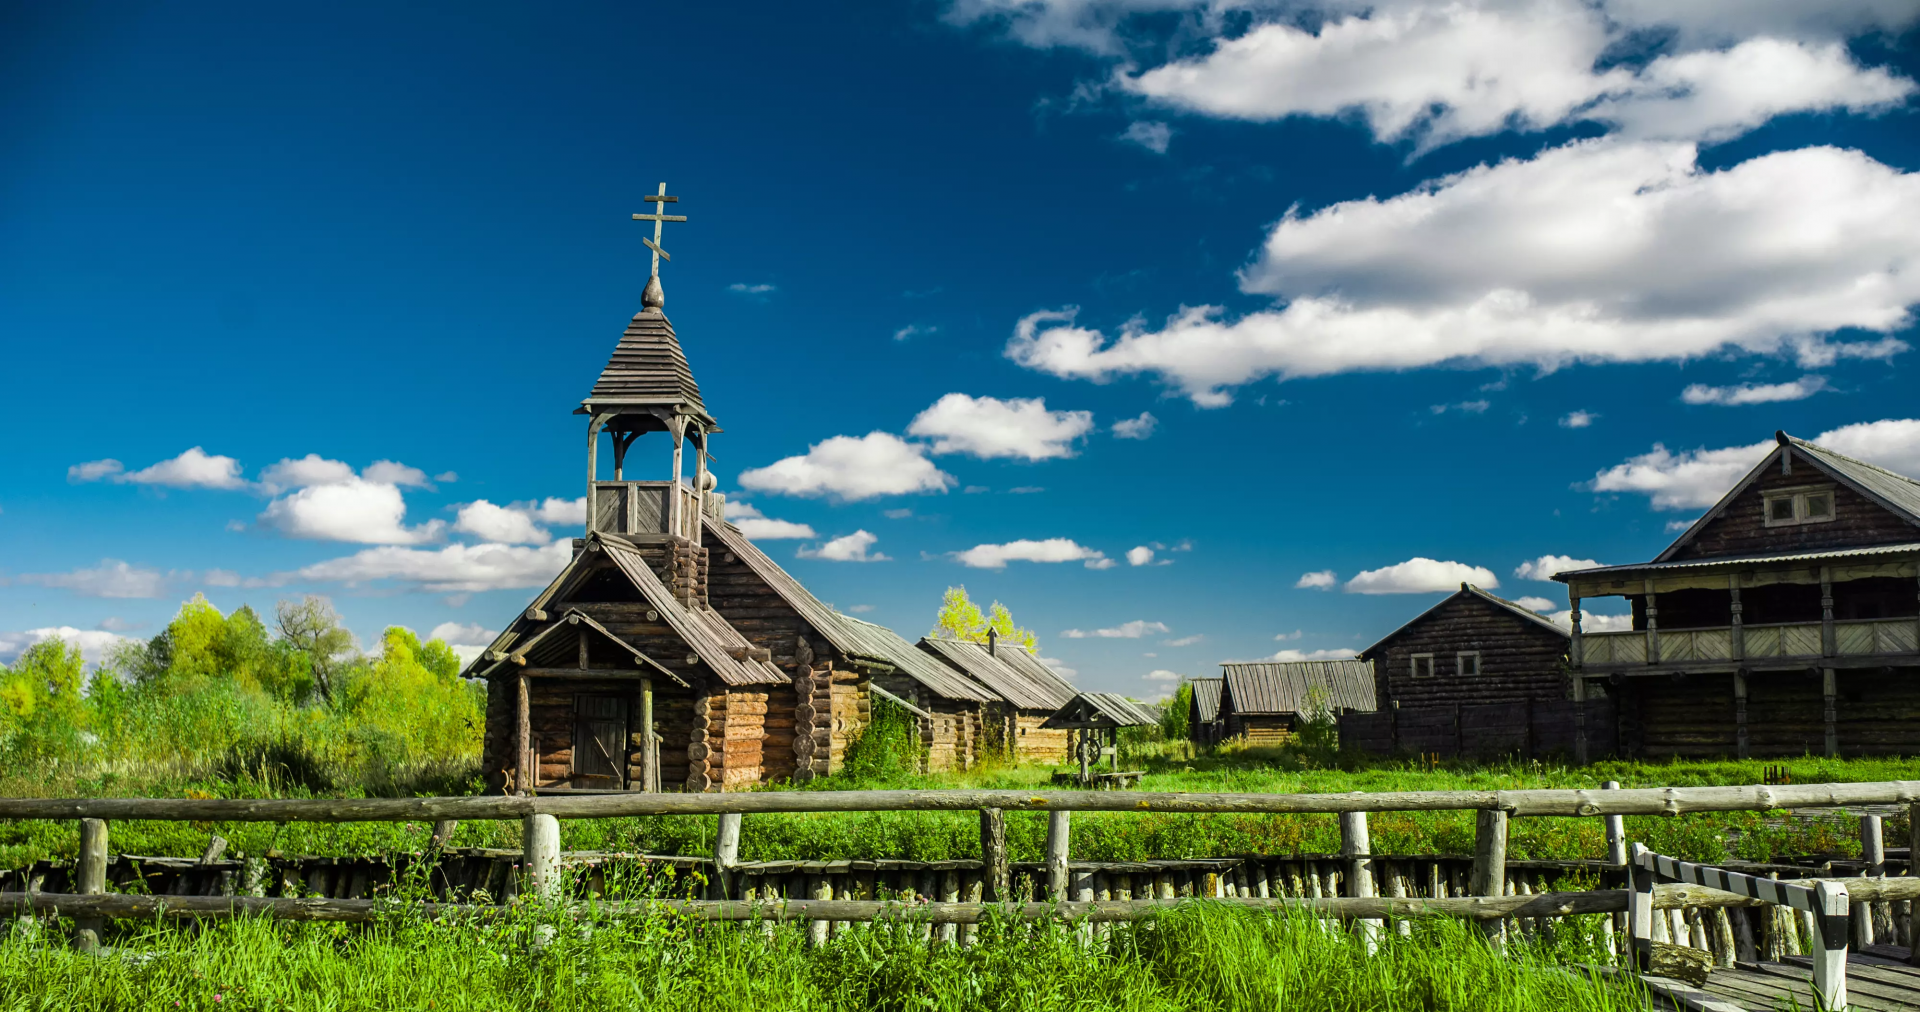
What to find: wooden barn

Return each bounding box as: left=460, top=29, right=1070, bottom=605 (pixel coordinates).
left=919, top=634, right=1078, bottom=764
left=1216, top=660, right=1377, bottom=746
left=1342, top=585, right=1579, bottom=760
left=1557, top=431, right=1920, bottom=762
left=1187, top=676, right=1224, bottom=746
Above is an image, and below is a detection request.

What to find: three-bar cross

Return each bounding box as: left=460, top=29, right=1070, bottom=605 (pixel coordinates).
left=631, top=182, right=687, bottom=279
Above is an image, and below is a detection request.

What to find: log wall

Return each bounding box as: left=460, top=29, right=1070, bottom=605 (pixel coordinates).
left=1620, top=666, right=1920, bottom=758
left=1013, top=712, right=1069, bottom=765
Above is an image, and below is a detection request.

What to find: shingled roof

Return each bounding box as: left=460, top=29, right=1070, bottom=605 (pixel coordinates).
left=919, top=637, right=1077, bottom=711
left=1190, top=677, right=1223, bottom=723
left=1042, top=691, right=1162, bottom=729
left=1218, top=660, right=1378, bottom=715
left=578, top=309, right=714, bottom=424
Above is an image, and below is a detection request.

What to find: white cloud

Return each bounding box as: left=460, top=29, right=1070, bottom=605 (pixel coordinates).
left=1039, top=655, right=1078, bottom=678
left=70, top=447, right=248, bottom=489
left=1295, top=570, right=1337, bottom=589
left=1345, top=557, right=1496, bottom=594
left=1513, top=554, right=1602, bottom=581
left=1120, top=120, right=1172, bottom=153
left=1267, top=647, right=1360, bottom=662
left=729, top=282, right=777, bottom=295
left=894, top=324, right=936, bottom=341
left=882, top=508, right=913, bottom=519
left=1514, top=595, right=1558, bottom=612
left=1009, top=142, right=1920, bottom=406
left=454, top=500, right=553, bottom=545
left=724, top=501, right=817, bottom=540
left=1274, top=630, right=1302, bottom=641
left=1560, top=410, right=1597, bottom=429
left=362, top=460, right=434, bottom=488
left=1112, top=412, right=1158, bottom=439
left=259, top=454, right=358, bottom=491
left=0, top=627, right=136, bottom=668
left=19, top=560, right=170, bottom=599
left=528, top=497, right=585, bottom=526
left=1164, top=634, right=1204, bottom=647
left=1060, top=619, right=1170, bottom=639
left=906, top=393, right=1095, bottom=461
left=1681, top=375, right=1829, bottom=406
left=67, top=459, right=124, bottom=483
left=429, top=621, right=499, bottom=646
left=260, top=478, right=445, bottom=545
left=1126, top=545, right=1155, bottom=566
left=799, top=530, right=888, bottom=562
left=847, top=604, right=876, bottom=613
left=951, top=538, right=1110, bottom=570
left=203, top=569, right=242, bottom=587
left=1545, top=609, right=1634, bottom=633
left=738, top=432, right=955, bottom=501
left=434, top=471, right=459, bottom=483
left=287, top=541, right=572, bottom=593
left=1144, top=668, right=1185, bottom=682
left=1591, top=418, right=1920, bottom=510
left=1431, top=399, right=1490, bottom=415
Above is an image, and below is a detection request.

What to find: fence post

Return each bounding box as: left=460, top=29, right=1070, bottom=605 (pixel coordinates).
left=1340, top=810, right=1380, bottom=952
left=73, top=819, right=107, bottom=953
left=712, top=812, right=743, bottom=900
left=1045, top=810, right=1070, bottom=901
left=807, top=875, right=830, bottom=947
left=522, top=814, right=561, bottom=902
left=1627, top=843, right=1653, bottom=971
left=1469, top=809, right=1508, bottom=944
left=1910, top=799, right=1920, bottom=968
left=430, top=820, right=458, bottom=848
left=980, top=808, right=1008, bottom=903
left=1811, top=881, right=1850, bottom=1012
left=1603, top=781, right=1627, bottom=954
left=1859, top=814, right=1883, bottom=948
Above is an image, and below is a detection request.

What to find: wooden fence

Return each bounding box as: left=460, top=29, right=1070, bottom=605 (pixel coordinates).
left=4, top=780, right=1917, bottom=959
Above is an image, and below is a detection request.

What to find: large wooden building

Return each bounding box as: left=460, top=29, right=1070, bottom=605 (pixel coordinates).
left=1216, top=660, right=1377, bottom=746
left=1556, top=432, right=1920, bottom=762
left=1342, top=585, right=1581, bottom=759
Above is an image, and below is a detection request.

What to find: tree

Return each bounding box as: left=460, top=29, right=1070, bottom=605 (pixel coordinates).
left=275, top=596, right=355, bottom=705
left=929, top=586, right=1038, bottom=651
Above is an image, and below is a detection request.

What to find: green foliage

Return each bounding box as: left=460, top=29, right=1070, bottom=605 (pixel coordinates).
left=929, top=586, right=1039, bottom=652
left=0, top=638, right=89, bottom=769
left=1161, top=682, right=1191, bottom=741
left=837, top=694, right=925, bottom=783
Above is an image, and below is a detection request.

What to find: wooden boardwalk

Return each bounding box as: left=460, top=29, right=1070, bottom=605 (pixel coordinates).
left=1641, top=946, right=1920, bottom=1011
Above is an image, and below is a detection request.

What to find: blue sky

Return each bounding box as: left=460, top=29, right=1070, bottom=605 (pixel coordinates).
left=5, top=1, right=1919, bottom=698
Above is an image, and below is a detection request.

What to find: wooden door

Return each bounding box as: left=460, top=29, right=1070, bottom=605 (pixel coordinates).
left=572, top=694, right=629, bottom=789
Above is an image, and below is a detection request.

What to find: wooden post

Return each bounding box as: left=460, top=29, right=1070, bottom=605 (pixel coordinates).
left=980, top=808, right=1008, bottom=902
left=585, top=415, right=605, bottom=534
left=429, top=820, right=458, bottom=847
left=1340, top=811, right=1380, bottom=952
left=1603, top=781, right=1627, bottom=951
left=74, top=819, right=106, bottom=952
left=1910, top=799, right=1920, bottom=967
left=713, top=812, right=742, bottom=901
left=1734, top=671, right=1749, bottom=761
left=1858, top=814, right=1884, bottom=948
left=1045, top=810, right=1070, bottom=901
left=807, top=875, right=830, bottom=947
left=516, top=674, right=533, bottom=795
left=639, top=676, right=656, bottom=793
left=1820, top=566, right=1835, bottom=657
left=1470, top=809, right=1508, bottom=944
left=1729, top=576, right=1745, bottom=662
left=1644, top=580, right=1660, bottom=667
left=1572, top=673, right=1588, bottom=766
left=1811, top=881, right=1850, bottom=1012
left=1078, top=731, right=1091, bottom=785
left=1823, top=667, right=1839, bottom=758
left=1628, top=843, right=1654, bottom=970
left=522, top=814, right=561, bottom=902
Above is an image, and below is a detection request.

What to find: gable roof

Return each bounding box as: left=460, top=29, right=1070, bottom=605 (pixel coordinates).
left=1652, top=431, right=1920, bottom=563
left=1359, top=583, right=1568, bottom=659
left=702, top=515, right=998, bottom=703
left=1219, top=660, right=1378, bottom=715
left=476, top=608, right=687, bottom=686
left=577, top=309, right=714, bottom=425
left=1042, top=691, right=1162, bottom=729
left=460, top=531, right=783, bottom=687
left=918, top=637, right=1077, bottom=711
left=1190, top=677, right=1223, bottom=723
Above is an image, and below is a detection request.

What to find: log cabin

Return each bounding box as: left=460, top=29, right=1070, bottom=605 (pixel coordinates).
left=1188, top=676, right=1224, bottom=747
left=1216, top=660, right=1377, bottom=746
left=1557, top=431, right=1920, bottom=762
left=1344, top=585, right=1579, bottom=759
left=919, top=634, right=1078, bottom=764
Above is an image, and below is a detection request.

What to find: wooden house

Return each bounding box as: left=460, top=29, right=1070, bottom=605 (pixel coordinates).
left=1216, top=660, right=1377, bottom=745
left=1557, top=431, right=1920, bottom=762
left=1188, top=676, right=1224, bottom=746
left=1344, top=585, right=1578, bottom=759
left=919, top=634, right=1077, bottom=764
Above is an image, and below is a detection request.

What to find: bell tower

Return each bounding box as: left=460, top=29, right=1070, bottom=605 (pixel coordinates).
left=576, top=182, right=721, bottom=549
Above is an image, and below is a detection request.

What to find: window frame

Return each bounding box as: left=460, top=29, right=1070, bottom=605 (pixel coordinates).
left=1456, top=651, right=1483, bottom=677
left=1410, top=653, right=1435, bottom=678
left=1762, top=485, right=1838, bottom=528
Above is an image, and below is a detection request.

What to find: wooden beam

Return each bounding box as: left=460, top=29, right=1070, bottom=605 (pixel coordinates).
left=520, top=667, right=661, bottom=680
left=515, top=675, right=532, bottom=796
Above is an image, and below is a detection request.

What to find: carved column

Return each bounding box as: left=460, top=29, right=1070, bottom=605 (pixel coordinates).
left=1643, top=580, right=1660, bottom=666
left=1729, top=575, right=1744, bottom=662
left=1734, top=671, right=1749, bottom=760
left=1820, top=567, right=1835, bottom=658
left=1823, top=667, right=1839, bottom=758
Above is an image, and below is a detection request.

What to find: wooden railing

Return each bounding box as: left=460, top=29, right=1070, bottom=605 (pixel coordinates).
left=1579, top=619, right=1920, bottom=668
left=6, top=782, right=1918, bottom=959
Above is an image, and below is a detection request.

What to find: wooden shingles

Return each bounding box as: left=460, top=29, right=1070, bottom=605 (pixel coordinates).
left=599, top=539, right=786, bottom=686
left=920, top=638, right=1075, bottom=711
left=580, top=310, right=711, bottom=420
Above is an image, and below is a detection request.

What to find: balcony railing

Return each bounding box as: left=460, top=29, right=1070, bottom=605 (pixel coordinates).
left=589, top=480, right=702, bottom=540
left=1577, top=618, right=1920, bottom=668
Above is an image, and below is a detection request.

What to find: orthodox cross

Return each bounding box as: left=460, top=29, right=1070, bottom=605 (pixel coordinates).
left=631, top=182, right=687, bottom=279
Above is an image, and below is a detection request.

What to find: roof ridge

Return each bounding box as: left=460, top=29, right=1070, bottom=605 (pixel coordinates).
left=1789, top=435, right=1920, bottom=489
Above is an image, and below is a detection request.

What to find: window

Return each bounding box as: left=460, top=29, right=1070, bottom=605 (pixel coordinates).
left=1410, top=653, right=1435, bottom=678
left=1763, top=486, right=1837, bottom=527
left=1457, top=651, right=1482, bottom=677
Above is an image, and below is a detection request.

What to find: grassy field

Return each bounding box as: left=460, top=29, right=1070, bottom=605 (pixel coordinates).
left=0, top=901, right=1646, bottom=1012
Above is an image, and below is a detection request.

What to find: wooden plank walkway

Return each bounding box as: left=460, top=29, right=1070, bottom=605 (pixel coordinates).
left=1639, top=946, right=1920, bottom=1011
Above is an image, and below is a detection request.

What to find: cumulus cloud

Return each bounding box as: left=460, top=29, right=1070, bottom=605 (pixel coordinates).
left=260, top=479, right=444, bottom=545
left=453, top=500, right=552, bottom=545
left=1681, top=375, right=1830, bottom=406
left=429, top=621, right=501, bottom=663
left=1560, top=410, right=1597, bottom=429
left=724, top=501, right=817, bottom=540
left=1345, top=557, right=1496, bottom=594
left=1268, top=648, right=1360, bottom=662
left=1112, top=412, right=1158, bottom=439
left=951, top=538, right=1111, bottom=570
left=798, top=530, right=888, bottom=562
left=1590, top=418, right=1920, bottom=510
left=70, top=447, right=248, bottom=489
left=362, top=460, right=434, bottom=488
left=203, top=569, right=242, bottom=587
left=67, top=459, right=125, bottom=483
left=1164, top=634, right=1204, bottom=647
left=286, top=542, right=572, bottom=594
left=738, top=432, right=955, bottom=500
left=1144, top=668, right=1185, bottom=682
left=906, top=394, right=1095, bottom=461
left=894, top=324, right=937, bottom=341
left=1009, top=142, right=1920, bottom=405
left=19, top=560, right=171, bottom=599
left=1513, top=554, right=1603, bottom=581
left=1295, top=570, right=1337, bottom=589
left=1545, top=609, right=1634, bottom=633
left=259, top=454, right=357, bottom=492
left=1060, top=619, right=1170, bottom=639
left=0, top=627, right=136, bottom=667
left=1513, top=595, right=1558, bottom=612
left=1127, top=546, right=1155, bottom=566
left=1120, top=120, right=1172, bottom=153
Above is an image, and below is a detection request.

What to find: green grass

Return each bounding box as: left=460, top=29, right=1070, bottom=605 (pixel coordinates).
left=0, top=902, right=1645, bottom=1012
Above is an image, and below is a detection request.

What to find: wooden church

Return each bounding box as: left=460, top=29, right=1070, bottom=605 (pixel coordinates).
left=464, top=188, right=1082, bottom=792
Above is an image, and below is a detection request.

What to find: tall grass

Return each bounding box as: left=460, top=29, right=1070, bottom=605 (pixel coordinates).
left=0, top=903, right=1645, bottom=1011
